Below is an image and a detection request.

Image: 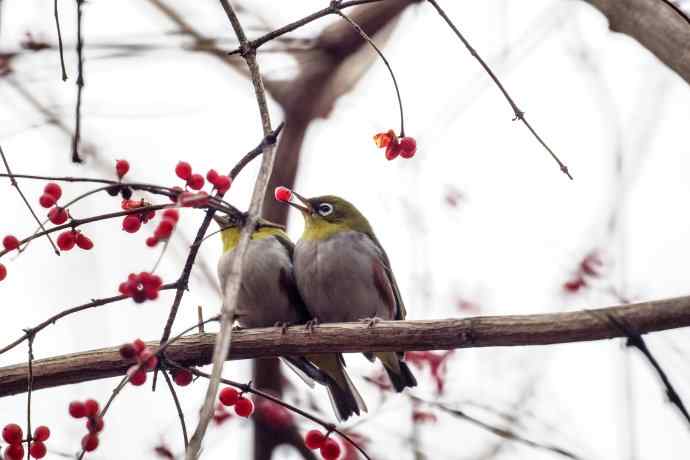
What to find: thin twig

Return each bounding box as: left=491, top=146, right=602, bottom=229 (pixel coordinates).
left=598, top=311, right=690, bottom=427
left=185, top=2, right=280, bottom=458
left=426, top=0, right=572, bottom=180
left=25, top=333, right=35, bottom=460
left=335, top=11, right=405, bottom=136
left=161, top=369, right=189, bottom=449
left=410, top=395, right=581, bottom=459
left=72, top=0, right=85, bottom=163
left=226, top=0, right=387, bottom=55
left=0, top=145, right=59, bottom=254
left=54, top=0, right=67, bottom=81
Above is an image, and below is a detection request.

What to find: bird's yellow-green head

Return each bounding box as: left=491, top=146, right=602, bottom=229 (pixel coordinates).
left=213, top=214, right=287, bottom=252
left=278, top=191, right=373, bottom=241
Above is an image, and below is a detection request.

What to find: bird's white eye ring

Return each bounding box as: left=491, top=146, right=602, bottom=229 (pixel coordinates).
left=317, top=203, right=334, bottom=216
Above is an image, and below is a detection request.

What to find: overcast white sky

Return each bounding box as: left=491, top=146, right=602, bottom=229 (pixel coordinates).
left=1, top=1, right=690, bottom=459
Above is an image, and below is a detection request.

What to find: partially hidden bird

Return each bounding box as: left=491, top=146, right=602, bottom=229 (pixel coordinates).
left=277, top=189, right=417, bottom=392
left=214, top=213, right=367, bottom=421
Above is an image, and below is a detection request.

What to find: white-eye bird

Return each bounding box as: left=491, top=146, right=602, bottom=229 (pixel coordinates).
left=280, top=192, right=417, bottom=392
left=214, top=214, right=367, bottom=420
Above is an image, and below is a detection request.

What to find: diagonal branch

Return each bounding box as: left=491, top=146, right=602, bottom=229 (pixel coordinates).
left=1, top=294, right=689, bottom=398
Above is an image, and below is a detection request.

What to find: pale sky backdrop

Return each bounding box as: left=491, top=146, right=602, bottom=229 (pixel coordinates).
left=1, top=1, right=689, bottom=459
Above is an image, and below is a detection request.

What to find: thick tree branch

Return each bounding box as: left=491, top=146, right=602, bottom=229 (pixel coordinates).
left=581, top=0, right=690, bottom=85
left=1, top=295, right=688, bottom=398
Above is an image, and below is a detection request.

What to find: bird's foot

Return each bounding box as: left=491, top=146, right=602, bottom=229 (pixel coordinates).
left=359, top=316, right=382, bottom=328
left=274, top=321, right=291, bottom=335
left=304, top=318, right=320, bottom=333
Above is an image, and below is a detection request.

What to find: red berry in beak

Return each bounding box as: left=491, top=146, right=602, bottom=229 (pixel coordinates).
left=274, top=186, right=292, bottom=202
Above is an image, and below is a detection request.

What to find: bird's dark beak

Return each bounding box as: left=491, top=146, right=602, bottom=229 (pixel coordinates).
left=287, top=190, right=311, bottom=214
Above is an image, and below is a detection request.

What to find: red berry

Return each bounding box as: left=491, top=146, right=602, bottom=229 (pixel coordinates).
left=48, top=207, right=68, bottom=225
left=29, top=441, right=47, bottom=459
left=33, top=425, right=50, bottom=442
left=3, top=235, right=19, bottom=251
left=84, top=399, right=100, bottom=417
left=234, top=397, right=254, bottom=417
left=214, top=175, right=231, bottom=194
left=128, top=366, right=147, bottom=386
left=274, top=186, right=292, bottom=202
left=172, top=369, right=193, bottom=386
left=385, top=142, right=400, bottom=160
left=115, top=159, right=130, bottom=178
left=81, top=433, right=99, bottom=452
left=119, top=343, right=137, bottom=359
left=175, top=161, right=192, bottom=181
left=75, top=233, right=94, bottom=250
left=564, top=278, right=586, bottom=293
left=132, top=339, right=146, bottom=354
left=86, top=416, right=104, bottom=433
left=206, top=169, right=219, bottom=183
left=373, top=129, right=396, bottom=148
left=320, top=438, right=341, bottom=460
left=0, top=263, right=5, bottom=281
left=162, top=209, right=179, bottom=223
left=69, top=401, right=87, bottom=418
left=4, top=443, right=24, bottom=460
left=44, top=183, right=62, bottom=200
left=187, top=173, right=204, bottom=190
left=154, top=218, right=175, bottom=239
left=304, top=430, right=326, bottom=449
left=399, top=136, right=417, bottom=159
left=219, top=387, right=240, bottom=406
left=56, top=231, right=76, bottom=251
left=2, top=423, right=22, bottom=444
left=39, top=193, right=56, bottom=208
left=145, top=236, right=159, bottom=247
left=122, top=214, right=141, bottom=233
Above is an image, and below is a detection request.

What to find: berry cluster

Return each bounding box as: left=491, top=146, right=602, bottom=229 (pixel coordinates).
left=68, top=399, right=102, bottom=453
left=57, top=230, right=93, bottom=251
left=119, top=339, right=158, bottom=386
left=118, top=272, right=163, bottom=303
left=121, top=199, right=156, bottom=234
left=205, top=169, right=232, bottom=195
left=39, top=183, right=71, bottom=225
left=146, top=209, right=179, bottom=247
left=304, top=429, right=341, bottom=460
left=115, top=159, right=129, bottom=179
left=274, top=186, right=292, bottom=203
left=373, top=129, right=417, bottom=160
left=175, top=162, right=205, bottom=190
left=2, top=423, right=51, bottom=459
left=218, top=387, right=254, bottom=417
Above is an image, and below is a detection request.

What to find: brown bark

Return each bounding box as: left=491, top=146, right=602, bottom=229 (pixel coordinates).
left=582, top=0, right=690, bottom=85
left=1, top=295, right=688, bottom=398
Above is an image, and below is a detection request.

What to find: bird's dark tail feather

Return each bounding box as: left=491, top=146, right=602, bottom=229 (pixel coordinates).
left=385, top=360, right=418, bottom=392
left=325, top=366, right=367, bottom=422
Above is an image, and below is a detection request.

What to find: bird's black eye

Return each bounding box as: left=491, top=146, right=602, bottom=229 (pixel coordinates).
left=317, top=203, right=334, bottom=216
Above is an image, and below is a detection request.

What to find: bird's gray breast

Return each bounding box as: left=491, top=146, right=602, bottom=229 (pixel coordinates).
left=217, top=237, right=302, bottom=328
left=294, top=230, right=393, bottom=323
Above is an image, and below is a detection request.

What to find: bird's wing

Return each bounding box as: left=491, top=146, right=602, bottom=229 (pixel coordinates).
left=273, top=234, right=311, bottom=323
left=367, top=232, right=406, bottom=321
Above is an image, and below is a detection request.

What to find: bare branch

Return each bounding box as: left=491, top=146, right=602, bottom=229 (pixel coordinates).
left=1, top=295, right=689, bottom=398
